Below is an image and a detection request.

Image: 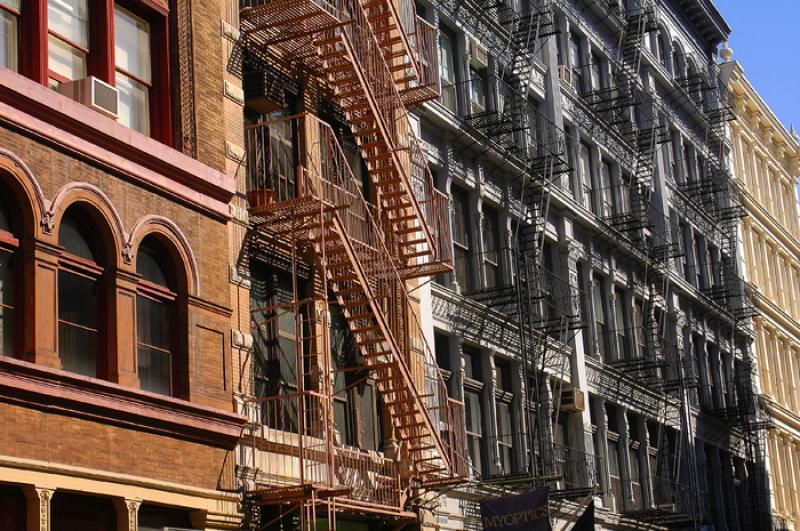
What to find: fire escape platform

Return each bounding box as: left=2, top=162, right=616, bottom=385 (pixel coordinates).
left=250, top=483, right=354, bottom=506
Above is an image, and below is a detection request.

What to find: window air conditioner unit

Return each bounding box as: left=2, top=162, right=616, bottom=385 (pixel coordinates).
left=162, top=528, right=202, bottom=531
left=558, top=65, right=572, bottom=86
left=57, top=76, right=119, bottom=120
left=469, top=38, right=489, bottom=69
left=560, top=387, right=585, bottom=412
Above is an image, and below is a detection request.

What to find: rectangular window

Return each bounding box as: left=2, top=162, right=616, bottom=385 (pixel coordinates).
left=470, top=67, right=486, bottom=113
left=579, top=143, right=592, bottom=211
left=633, top=298, right=645, bottom=358
left=482, top=206, right=500, bottom=288
left=465, top=389, right=483, bottom=475
left=136, top=295, right=171, bottom=395
left=58, top=270, right=99, bottom=378
left=48, top=0, right=89, bottom=86
left=452, top=186, right=472, bottom=290
left=593, top=277, right=607, bottom=359
left=569, top=33, right=582, bottom=92
left=115, top=6, right=152, bottom=135
left=0, top=0, right=18, bottom=71
left=599, top=160, right=612, bottom=217
left=608, top=437, right=623, bottom=509
left=614, top=288, right=628, bottom=360
left=0, top=250, right=13, bottom=356
left=629, top=443, right=643, bottom=510
left=438, top=27, right=457, bottom=113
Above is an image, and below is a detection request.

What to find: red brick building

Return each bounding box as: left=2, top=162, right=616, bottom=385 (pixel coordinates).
left=0, top=1, right=247, bottom=529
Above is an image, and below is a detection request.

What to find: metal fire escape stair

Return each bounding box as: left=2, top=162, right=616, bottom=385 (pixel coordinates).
left=300, top=127, right=462, bottom=483
left=314, top=2, right=438, bottom=272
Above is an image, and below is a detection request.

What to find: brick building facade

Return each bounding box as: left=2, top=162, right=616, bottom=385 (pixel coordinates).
left=0, top=1, right=246, bottom=529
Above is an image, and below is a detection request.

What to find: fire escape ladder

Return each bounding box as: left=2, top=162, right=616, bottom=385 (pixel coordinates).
left=315, top=4, right=443, bottom=273
left=292, top=116, right=464, bottom=483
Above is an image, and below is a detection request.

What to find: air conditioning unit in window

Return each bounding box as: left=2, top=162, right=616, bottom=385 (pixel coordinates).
left=57, top=76, right=119, bottom=120
left=162, top=528, right=202, bottom=531
left=558, top=65, right=572, bottom=87
left=468, top=37, right=489, bottom=69
left=560, top=387, right=585, bottom=412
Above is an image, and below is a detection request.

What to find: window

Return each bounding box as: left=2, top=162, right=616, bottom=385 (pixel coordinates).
left=569, top=33, right=582, bottom=92
left=614, top=288, right=628, bottom=360
left=330, top=302, right=381, bottom=450
left=633, top=298, right=645, bottom=358
left=0, top=0, right=18, bottom=71
left=608, top=435, right=623, bottom=510
left=463, top=346, right=484, bottom=475
left=250, top=264, right=305, bottom=430
left=438, top=27, right=457, bottom=113
left=0, top=195, right=16, bottom=356
left=495, top=358, right=515, bottom=474
left=599, top=160, right=613, bottom=217
left=48, top=0, right=89, bottom=86
left=579, top=142, right=592, bottom=211
left=470, top=67, right=486, bottom=113
left=482, top=206, right=501, bottom=288
left=452, top=186, right=472, bottom=290
left=629, top=439, right=643, bottom=510
left=657, top=33, right=667, bottom=68
left=136, top=237, right=176, bottom=396
left=589, top=52, right=601, bottom=92
left=58, top=208, right=105, bottom=378
left=115, top=7, right=151, bottom=135
left=593, top=276, right=607, bottom=359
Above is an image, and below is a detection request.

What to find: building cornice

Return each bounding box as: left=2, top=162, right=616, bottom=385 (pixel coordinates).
left=670, top=0, right=730, bottom=45
left=0, top=356, right=246, bottom=449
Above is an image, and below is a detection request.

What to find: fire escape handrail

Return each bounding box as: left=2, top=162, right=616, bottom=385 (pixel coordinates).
left=246, top=112, right=466, bottom=480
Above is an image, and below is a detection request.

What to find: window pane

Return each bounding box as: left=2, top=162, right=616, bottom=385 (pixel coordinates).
left=59, top=321, right=97, bottom=377
left=59, top=211, right=96, bottom=262
left=48, top=0, right=88, bottom=46
left=114, top=6, right=151, bottom=81
left=0, top=11, right=17, bottom=71
left=137, top=296, right=169, bottom=349
left=138, top=345, right=171, bottom=395
left=59, top=271, right=97, bottom=329
left=116, top=72, right=150, bottom=135
left=137, top=243, right=171, bottom=288
left=48, top=34, right=86, bottom=82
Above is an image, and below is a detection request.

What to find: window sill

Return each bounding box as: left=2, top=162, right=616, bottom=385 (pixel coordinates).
left=0, top=356, right=246, bottom=448
left=0, top=68, right=235, bottom=219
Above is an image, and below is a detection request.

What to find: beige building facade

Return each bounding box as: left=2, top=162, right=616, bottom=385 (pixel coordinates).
left=728, top=50, right=800, bottom=530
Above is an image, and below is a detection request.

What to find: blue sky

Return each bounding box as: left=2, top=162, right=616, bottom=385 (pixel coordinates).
left=714, top=1, right=800, bottom=132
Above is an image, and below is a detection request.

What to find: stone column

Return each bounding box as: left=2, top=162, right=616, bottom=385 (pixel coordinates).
left=473, top=190, right=486, bottom=290
left=636, top=415, right=654, bottom=509
left=26, top=241, right=60, bottom=368
left=25, top=487, right=54, bottom=531
left=618, top=410, right=633, bottom=512
left=484, top=352, right=500, bottom=476
left=111, top=271, right=140, bottom=387
left=560, top=238, right=593, bottom=464
left=593, top=397, right=612, bottom=509
left=114, top=498, right=141, bottom=531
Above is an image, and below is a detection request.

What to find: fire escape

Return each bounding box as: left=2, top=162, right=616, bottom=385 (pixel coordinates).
left=238, top=0, right=467, bottom=527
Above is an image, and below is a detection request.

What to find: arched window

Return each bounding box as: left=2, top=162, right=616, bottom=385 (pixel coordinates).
left=672, top=42, right=683, bottom=79
left=657, top=32, right=668, bottom=69
left=136, top=236, right=177, bottom=396
left=0, top=195, right=17, bottom=356
left=58, top=207, right=106, bottom=377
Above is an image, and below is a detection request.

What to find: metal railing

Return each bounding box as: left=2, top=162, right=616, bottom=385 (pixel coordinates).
left=245, top=112, right=467, bottom=482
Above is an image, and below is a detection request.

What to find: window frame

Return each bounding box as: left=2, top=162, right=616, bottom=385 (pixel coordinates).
left=16, top=0, right=172, bottom=144
left=0, top=1, right=20, bottom=72
left=136, top=273, right=177, bottom=396
left=57, top=248, right=106, bottom=379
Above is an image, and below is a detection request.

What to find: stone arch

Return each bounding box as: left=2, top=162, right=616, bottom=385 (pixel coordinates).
left=127, top=215, right=200, bottom=297
left=47, top=182, right=127, bottom=269
left=0, top=149, right=47, bottom=238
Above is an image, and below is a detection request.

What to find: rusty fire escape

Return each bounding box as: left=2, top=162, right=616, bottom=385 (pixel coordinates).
left=237, top=0, right=468, bottom=528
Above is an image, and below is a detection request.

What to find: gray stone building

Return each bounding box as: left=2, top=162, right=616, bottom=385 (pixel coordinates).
left=416, top=0, right=772, bottom=528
